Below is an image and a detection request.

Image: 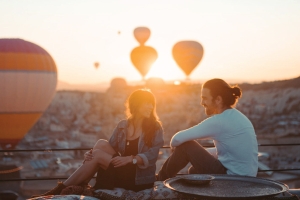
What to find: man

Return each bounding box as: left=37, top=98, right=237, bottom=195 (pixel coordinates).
left=157, top=78, right=258, bottom=181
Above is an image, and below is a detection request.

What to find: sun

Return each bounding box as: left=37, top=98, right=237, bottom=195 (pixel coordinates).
left=146, top=57, right=183, bottom=81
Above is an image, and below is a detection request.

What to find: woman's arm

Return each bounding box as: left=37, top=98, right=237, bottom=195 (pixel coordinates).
left=108, top=126, right=119, bottom=152
left=136, top=125, right=164, bottom=169
left=110, top=154, right=144, bottom=167
left=110, top=156, right=132, bottom=167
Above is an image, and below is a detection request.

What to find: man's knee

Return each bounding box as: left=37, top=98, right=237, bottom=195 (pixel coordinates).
left=176, top=140, right=200, bottom=151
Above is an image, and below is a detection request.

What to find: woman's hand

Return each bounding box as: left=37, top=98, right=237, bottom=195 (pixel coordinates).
left=83, top=149, right=93, bottom=163
left=171, top=146, right=176, bottom=153
left=111, top=156, right=132, bottom=168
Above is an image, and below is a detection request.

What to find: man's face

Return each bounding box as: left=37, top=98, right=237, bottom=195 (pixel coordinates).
left=201, top=88, right=217, bottom=116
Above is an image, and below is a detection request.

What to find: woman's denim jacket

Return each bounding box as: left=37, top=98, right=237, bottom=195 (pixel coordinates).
left=109, top=119, right=164, bottom=185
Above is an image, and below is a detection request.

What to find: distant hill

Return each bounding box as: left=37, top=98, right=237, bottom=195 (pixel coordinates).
left=238, top=76, right=300, bottom=91
left=25, top=75, right=300, bottom=148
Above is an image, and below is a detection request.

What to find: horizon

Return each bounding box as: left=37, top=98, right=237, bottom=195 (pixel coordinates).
left=56, top=75, right=300, bottom=92
left=1, top=0, right=300, bottom=85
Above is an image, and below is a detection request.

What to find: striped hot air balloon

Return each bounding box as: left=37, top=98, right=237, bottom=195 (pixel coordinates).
left=0, top=38, right=57, bottom=150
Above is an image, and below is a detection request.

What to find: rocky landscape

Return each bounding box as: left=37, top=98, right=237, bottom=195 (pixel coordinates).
left=23, top=77, right=300, bottom=146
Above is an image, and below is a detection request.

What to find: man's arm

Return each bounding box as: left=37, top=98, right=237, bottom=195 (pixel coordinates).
left=171, top=116, right=221, bottom=147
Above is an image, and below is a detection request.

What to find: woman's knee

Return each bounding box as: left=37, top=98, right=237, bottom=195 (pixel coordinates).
left=94, top=139, right=109, bottom=149
left=92, top=149, right=102, bottom=158
left=92, top=149, right=113, bottom=168
left=92, top=149, right=106, bottom=162
left=93, top=140, right=115, bottom=155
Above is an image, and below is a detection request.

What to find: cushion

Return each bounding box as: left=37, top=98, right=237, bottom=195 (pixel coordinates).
left=28, top=194, right=99, bottom=200
left=93, top=181, right=196, bottom=200
left=94, top=186, right=152, bottom=200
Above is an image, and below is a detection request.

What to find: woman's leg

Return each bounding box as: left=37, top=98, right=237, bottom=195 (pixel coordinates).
left=32, top=140, right=116, bottom=197
left=63, top=139, right=116, bottom=186
left=93, top=139, right=116, bottom=155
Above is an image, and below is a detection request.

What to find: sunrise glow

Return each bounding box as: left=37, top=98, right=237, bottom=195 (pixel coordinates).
left=1, top=0, right=299, bottom=86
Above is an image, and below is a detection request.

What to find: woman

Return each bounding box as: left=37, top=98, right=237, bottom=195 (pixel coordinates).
left=33, top=89, right=164, bottom=197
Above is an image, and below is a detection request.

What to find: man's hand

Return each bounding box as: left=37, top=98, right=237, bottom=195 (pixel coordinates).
left=111, top=156, right=132, bottom=168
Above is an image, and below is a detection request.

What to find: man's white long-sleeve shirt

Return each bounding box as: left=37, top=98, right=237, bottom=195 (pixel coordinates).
left=171, top=108, right=258, bottom=176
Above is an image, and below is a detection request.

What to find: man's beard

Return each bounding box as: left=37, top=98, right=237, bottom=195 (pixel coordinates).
left=205, top=107, right=215, bottom=116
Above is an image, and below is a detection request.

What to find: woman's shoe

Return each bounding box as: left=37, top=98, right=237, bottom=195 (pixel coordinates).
left=31, top=181, right=66, bottom=198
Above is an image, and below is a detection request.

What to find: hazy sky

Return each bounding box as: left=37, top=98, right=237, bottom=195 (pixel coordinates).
left=1, top=0, right=300, bottom=85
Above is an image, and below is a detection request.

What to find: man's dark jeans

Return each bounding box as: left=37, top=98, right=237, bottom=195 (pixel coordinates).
left=157, top=140, right=227, bottom=181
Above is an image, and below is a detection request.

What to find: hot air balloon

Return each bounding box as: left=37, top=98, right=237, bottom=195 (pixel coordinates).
left=94, top=62, right=99, bottom=69
left=131, top=27, right=157, bottom=80
left=0, top=38, right=57, bottom=150
left=134, top=27, right=151, bottom=45
left=130, top=46, right=158, bottom=79
left=172, top=41, right=204, bottom=79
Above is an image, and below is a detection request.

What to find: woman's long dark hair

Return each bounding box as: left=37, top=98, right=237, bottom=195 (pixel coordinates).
left=125, top=89, right=161, bottom=147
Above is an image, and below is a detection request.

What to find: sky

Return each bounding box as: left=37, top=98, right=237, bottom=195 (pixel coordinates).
left=1, top=0, right=300, bottom=85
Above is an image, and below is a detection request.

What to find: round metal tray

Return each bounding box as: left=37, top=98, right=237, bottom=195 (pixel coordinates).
left=164, top=174, right=289, bottom=199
